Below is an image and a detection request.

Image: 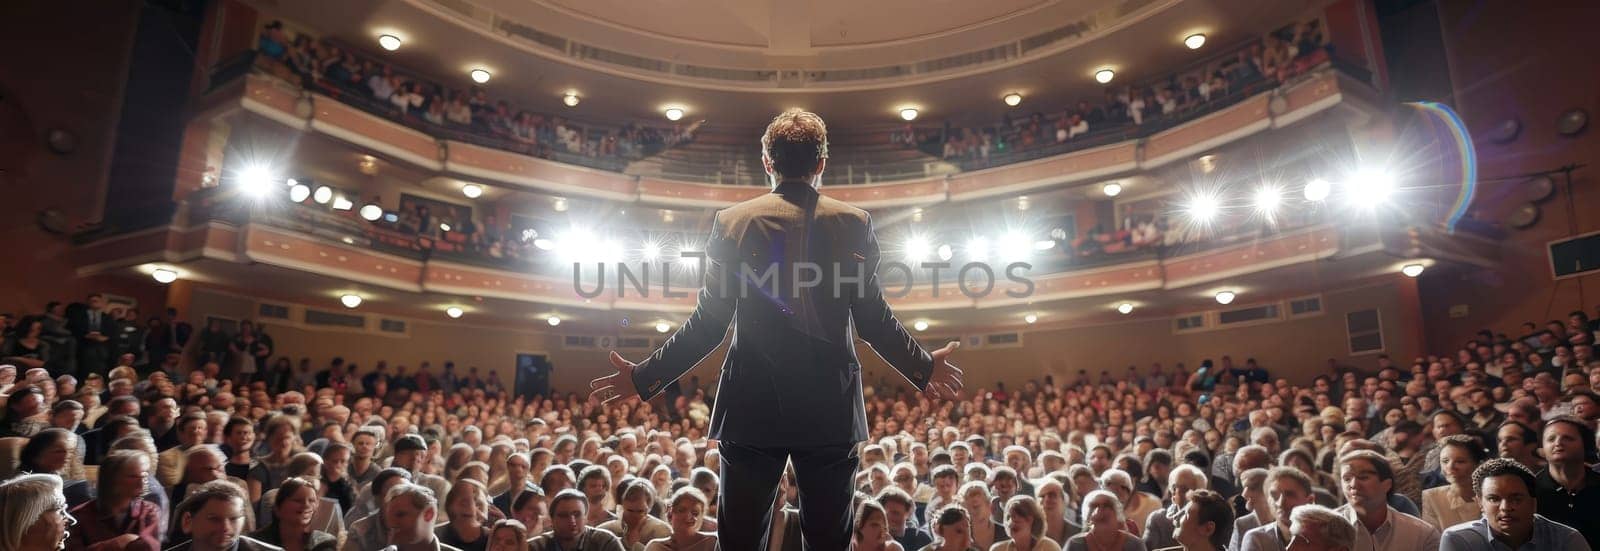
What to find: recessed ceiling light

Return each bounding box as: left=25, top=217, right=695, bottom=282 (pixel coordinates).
left=563, top=93, right=580, bottom=107
left=340, top=294, right=363, bottom=309
left=900, top=108, right=919, bottom=121
left=664, top=108, right=684, bottom=121
left=312, top=185, right=334, bottom=205
left=1103, top=182, right=1123, bottom=197
left=1402, top=263, right=1425, bottom=277
left=1184, top=33, right=1207, bottom=50
left=288, top=184, right=311, bottom=203
left=912, top=320, right=929, bottom=332
left=655, top=321, right=671, bottom=333
left=1117, top=302, right=1134, bottom=314
left=553, top=198, right=568, bottom=212
left=462, top=184, right=483, bottom=199
left=359, top=204, right=383, bottom=221
left=1214, top=291, right=1236, bottom=305
left=378, top=34, right=402, bottom=51
left=1003, top=93, right=1023, bottom=107
left=151, top=268, right=178, bottom=284
left=470, top=69, right=492, bottom=84
left=1095, top=69, right=1115, bottom=84
left=1024, top=313, right=1038, bottom=324
left=445, top=307, right=464, bottom=319
left=547, top=315, right=562, bottom=326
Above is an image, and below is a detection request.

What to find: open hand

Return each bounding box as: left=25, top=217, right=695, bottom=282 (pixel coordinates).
left=589, top=351, right=642, bottom=405
left=923, top=341, right=964, bottom=400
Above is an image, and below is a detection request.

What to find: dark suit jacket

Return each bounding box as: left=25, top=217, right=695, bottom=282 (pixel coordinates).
left=632, top=182, right=935, bottom=447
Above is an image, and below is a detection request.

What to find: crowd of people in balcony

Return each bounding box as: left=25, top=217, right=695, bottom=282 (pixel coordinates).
left=907, top=18, right=1332, bottom=166
left=1, top=285, right=1599, bottom=550
left=252, top=21, right=701, bottom=169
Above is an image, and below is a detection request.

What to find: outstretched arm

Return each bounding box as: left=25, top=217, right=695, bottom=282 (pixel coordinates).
left=849, top=214, right=963, bottom=398
left=592, top=213, right=737, bottom=404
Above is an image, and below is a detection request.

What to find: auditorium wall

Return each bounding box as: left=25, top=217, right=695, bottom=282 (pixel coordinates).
left=186, top=279, right=1413, bottom=396
left=1416, top=1, right=1600, bottom=349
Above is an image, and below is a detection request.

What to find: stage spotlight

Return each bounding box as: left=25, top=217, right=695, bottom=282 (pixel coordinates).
left=900, top=108, right=919, bottom=121
left=1185, top=192, right=1221, bottom=223
left=1103, top=182, right=1122, bottom=197
left=553, top=198, right=568, bottom=212
left=904, top=236, right=930, bottom=263
left=462, top=184, right=483, bottom=198
left=533, top=238, right=555, bottom=251
left=313, top=185, right=334, bottom=205
left=378, top=34, right=402, bottom=51
left=445, top=307, right=464, bottom=319
left=332, top=196, right=354, bottom=211
left=1346, top=168, right=1395, bottom=208
left=642, top=243, right=661, bottom=261
left=966, top=237, right=990, bottom=261
left=239, top=165, right=273, bottom=198
left=1095, top=69, right=1115, bottom=84
left=285, top=178, right=298, bottom=187
left=359, top=204, right=383, bottom=221
left=1303, top=178, right=1331, bottom=202
left=1034, top=239, right=1057, bottom=251
left=1402, top=263, right=1425, bottom=277
left=1117, top=302, right=1134, bottom=314
left=440, top=223, right=452, bottom=232
left=664, top=108, right=684, bottom=121
left=340, top=294, right=363, bottom=308
left=1024, top=313, right=1038, bottom=324
left=655, top=321, right=671, bottom=333
left=1253, top=186, right=1282, bottom=215
left=1003, top=93, right=1023, bottom=106
left=547, top=315, right=561, bottom=326
left=151, top=268, right=178, bottom=284
left=1214, top=291, right=1236, bottom=305
left=563, top=93, right=580, bottom=107
left=998, top=232, right=1030, bottom=260
left=288, top=184, right=312, bottom=203
left=936, top=244, right=954, bottom=262
left=912, top=320, right=929, bottom=332
left=1184, top=33, right=1207, bottom=49
left=470, top=69, right=492, bottom=84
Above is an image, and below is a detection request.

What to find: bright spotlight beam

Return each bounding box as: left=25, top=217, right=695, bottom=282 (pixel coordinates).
left=1185, top=193, right=1221, bottom=223
left=1253, top=186, right=1282, bottom=215
left=1345, top=168, right=1395, bottom=209
left=903, top=236, right=930, bottom=263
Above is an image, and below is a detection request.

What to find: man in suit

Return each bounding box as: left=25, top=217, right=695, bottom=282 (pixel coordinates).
left=592, top=109, right=964, bottom=550
left=68, top=293, right=115, bottom=378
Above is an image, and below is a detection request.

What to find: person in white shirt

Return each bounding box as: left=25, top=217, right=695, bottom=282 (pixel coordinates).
left=1332, top=450, right=1440, bottom=551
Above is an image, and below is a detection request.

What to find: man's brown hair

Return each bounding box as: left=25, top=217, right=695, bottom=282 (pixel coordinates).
left=760, top=109, right=829, bottom=180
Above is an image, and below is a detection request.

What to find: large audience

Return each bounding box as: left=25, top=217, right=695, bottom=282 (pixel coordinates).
left=2, top=292, right=1600, bottom=551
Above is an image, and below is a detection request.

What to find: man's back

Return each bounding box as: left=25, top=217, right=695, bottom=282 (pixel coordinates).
left=633, top=182, right=932, bottom=447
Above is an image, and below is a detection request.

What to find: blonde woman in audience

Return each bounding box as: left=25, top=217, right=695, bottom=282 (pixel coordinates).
left=1064, top=490, right=1146, bottom=551
left=597, top=478, right=671, bottom=551
left=855, top=499, right=905, bottom=551
left=994, top=495, right=1061, bottom=551
left=962, top=480, right=1007, bottom=549
left=0, top=473, right=72, bottom=551
left=486, top=519, right=530, bottom=551
left=644, top=487, right=715, bottom=551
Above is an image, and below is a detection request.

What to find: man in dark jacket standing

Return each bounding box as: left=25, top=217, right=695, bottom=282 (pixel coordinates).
left=592, top=109, right=963, bottom=550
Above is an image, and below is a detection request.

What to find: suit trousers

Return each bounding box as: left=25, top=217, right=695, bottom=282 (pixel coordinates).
left=717, top=441, right=859, bottom=551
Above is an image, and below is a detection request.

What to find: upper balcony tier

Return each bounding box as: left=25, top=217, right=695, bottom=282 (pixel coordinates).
left=203, top=55, right=1380, bottom=209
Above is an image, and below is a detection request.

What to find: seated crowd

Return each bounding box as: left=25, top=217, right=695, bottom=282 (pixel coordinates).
left=0, top=299, right=1599, bottom=551
left=910, top=17, right=1332, bottom=167
left=251, top=21, right=701, bottom=170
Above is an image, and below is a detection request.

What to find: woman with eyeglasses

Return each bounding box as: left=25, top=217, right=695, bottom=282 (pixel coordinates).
left=0, top=473, right=75, bottom=551
left=644, top=487, right=716, bottom=551
left=597, top=479, right=670, bottom=551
